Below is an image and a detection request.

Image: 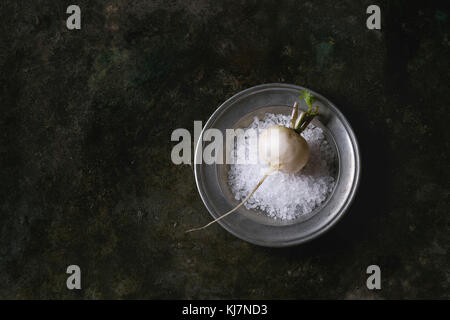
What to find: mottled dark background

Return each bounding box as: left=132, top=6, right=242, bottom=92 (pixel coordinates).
left=0, top=0, right=449, bottom=299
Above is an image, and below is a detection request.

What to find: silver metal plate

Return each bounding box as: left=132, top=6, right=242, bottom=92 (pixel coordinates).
left=194, top=83, right=361, bottom=247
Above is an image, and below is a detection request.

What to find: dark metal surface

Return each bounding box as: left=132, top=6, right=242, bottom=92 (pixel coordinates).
left=0, top=0, right=448, bottom=299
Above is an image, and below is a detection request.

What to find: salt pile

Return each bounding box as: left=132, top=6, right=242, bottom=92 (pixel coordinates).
left=228, top=113, right=337, bottom=220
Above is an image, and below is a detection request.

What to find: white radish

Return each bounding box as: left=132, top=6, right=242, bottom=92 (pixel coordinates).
left=258, top=125, right=309, bottom=174
left=186, top=90, right=319, bottom=233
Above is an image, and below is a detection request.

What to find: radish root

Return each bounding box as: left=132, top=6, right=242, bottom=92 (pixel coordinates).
left=185, top=167, right=277, bottom=233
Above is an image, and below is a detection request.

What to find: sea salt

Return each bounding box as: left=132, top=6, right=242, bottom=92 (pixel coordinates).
left=227, top=113, right=337, bottom=220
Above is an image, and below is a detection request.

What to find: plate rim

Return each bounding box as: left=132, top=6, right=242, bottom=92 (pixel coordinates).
left=194, top=83, right=361, bottom=247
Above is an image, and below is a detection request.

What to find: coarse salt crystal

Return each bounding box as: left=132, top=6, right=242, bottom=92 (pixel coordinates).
left=227, top=113, right=337, bottom=220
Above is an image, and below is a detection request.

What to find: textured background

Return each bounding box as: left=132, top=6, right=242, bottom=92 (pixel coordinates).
left=0, top=0, right=449, bottom=299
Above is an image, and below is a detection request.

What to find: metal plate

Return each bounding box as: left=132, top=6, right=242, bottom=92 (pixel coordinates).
left=194, top=83, right=361, bottom=247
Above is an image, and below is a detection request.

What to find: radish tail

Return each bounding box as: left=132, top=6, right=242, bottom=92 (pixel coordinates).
left=186, top=169, right=275, bottom=233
